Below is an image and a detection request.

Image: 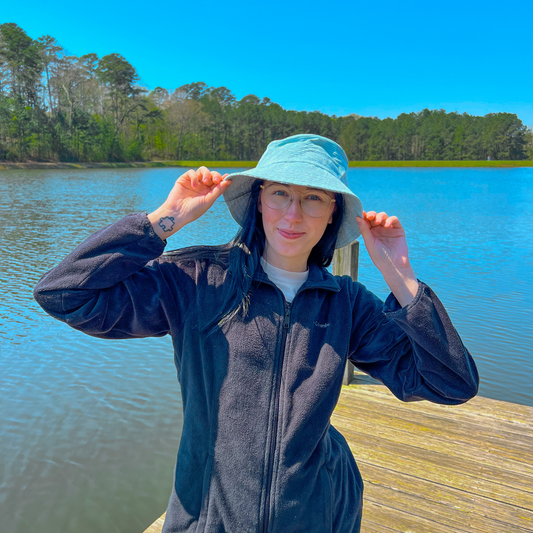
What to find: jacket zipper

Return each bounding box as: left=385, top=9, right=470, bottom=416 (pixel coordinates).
left=262, top=299, right=292, bottom=533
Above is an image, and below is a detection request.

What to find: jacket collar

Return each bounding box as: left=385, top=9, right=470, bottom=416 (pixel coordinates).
left=254, top=260, right=341, bottom=293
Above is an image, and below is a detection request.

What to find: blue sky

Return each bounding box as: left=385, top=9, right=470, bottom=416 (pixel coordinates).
left=3, top=0, right=532, bottom=126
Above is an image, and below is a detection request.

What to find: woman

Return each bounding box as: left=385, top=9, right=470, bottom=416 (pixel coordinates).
left=34, top=134, right=479, bottom=533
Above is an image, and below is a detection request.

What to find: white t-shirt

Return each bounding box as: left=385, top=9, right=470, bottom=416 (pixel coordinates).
left=260, top=257, right=309, bottom=303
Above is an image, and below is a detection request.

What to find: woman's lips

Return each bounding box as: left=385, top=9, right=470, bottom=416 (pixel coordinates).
left=278, top=229, right=305, bottom=240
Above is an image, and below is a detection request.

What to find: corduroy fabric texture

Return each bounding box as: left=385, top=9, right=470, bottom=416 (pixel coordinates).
left=223, top=134, right=363, bottom=248
left=33, top=213, right=479, bottom=533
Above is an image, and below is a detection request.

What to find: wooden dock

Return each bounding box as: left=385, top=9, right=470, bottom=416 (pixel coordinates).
left=143, top=372, right=533, bottom=532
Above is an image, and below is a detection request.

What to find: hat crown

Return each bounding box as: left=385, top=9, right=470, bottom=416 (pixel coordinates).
left=257, top=134, right=349, bottom=186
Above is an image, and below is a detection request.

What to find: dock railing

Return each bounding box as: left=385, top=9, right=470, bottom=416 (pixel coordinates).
left=332, top=240, right=359, bottom=386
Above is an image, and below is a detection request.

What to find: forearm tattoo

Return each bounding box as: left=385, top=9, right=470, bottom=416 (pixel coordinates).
left=158, top=216, right=175, bottom=232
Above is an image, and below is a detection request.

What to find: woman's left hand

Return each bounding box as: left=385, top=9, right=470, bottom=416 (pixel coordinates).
left=356, top=211, right=410, bottom=273
left=356, top=211, right=419, bottom=307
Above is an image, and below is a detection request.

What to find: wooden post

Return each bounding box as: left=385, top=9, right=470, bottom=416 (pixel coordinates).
left=332, top=241, right=359, bottom=386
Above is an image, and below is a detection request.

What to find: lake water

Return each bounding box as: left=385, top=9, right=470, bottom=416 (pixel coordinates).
left=1, top=167, right=532, bottom=533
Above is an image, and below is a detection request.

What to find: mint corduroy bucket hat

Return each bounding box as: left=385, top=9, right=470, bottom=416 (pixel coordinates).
left=223, top=134, right=363, bottom=248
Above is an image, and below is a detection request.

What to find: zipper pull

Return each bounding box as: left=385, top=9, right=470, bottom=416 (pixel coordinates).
left=283, top=302, right=291, bottom=329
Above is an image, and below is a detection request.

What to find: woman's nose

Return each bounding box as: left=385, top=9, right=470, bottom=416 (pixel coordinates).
left=284, top=195, right=304, bottom=221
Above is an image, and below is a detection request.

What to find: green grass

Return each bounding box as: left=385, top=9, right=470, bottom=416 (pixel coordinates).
left=2, top=160, right=532, bottom=171
left=157, top=160, right=257, bottom=168
left=168, top=160, right=533, bottom=168
left=347, top=160, right=533, bottom=167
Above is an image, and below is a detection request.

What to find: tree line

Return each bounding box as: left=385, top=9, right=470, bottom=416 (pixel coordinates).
left=1, top=22, right=532, bottom=163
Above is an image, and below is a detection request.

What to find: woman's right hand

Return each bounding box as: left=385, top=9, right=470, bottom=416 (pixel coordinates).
left=148, top=167, right=232, bottom=240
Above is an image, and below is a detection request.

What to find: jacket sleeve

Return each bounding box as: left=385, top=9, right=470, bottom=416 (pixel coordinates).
left=348, top=281, right=479, bottom=405
left=33, top=213, right=193, bottom=339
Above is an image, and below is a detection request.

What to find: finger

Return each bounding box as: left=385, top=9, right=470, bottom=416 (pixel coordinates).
left=356, top=216, right=371, bottom=238
left=220, top=178, right=232, bottom=191
left=365, top=211, right=384, bottom=227
left=213, top=172, right=230, bottom=184
left=375, top=212, right=389, bottom=226
left=196, top=166, right=208, bottom=178
left=186, top=169, right=199, bottom=188
left=197, top=166, right=213, bottom=185
left=384, top=215, right=401, bottom=228
left=365, top=211, right=377, bottom=222
left=211, top=171, right=223, bottom=185
left=205, top=179, right=233, bottom=203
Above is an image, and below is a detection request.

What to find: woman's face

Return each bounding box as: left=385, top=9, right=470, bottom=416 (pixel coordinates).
left=258, top=181, right=335, bottom=272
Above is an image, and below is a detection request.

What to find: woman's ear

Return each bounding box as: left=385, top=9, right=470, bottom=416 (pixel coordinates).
left=257, top=193, right=263, bottom=213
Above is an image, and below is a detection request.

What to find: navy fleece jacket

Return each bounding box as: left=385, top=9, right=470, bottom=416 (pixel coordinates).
left=33, top=213, right=479, bottom=533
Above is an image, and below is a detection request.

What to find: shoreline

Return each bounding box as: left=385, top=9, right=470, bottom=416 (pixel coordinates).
left=0, top=161, right=256, bottom=171
left=1, top=160, right=532, bottom=171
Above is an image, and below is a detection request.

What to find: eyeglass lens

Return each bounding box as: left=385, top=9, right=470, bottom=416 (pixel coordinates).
left=262, top=184, right=333, bottom=218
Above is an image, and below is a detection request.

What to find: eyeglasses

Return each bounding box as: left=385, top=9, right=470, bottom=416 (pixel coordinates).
left=260, top=184, right=335, bottom=218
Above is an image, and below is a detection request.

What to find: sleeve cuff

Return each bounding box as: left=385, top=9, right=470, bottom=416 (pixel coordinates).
left=141, top=213, right=168, bottom=248
left=383, top=279, right=425, bottom=316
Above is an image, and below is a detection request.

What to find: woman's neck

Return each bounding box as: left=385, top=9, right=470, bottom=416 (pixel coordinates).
left=262, top=244, right=309, bottom=272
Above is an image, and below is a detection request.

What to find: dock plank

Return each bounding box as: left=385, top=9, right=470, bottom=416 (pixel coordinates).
left=142, top=381, right=533, bottom=532
left=361, top=463, right=533, bottom=531
left=143, top=513, right=166, bottom=533
left=332, top=409, right=533, bottom=477
left=344, top=380, right=533, bottom=432
left=335, top=427, right=533, bottom=506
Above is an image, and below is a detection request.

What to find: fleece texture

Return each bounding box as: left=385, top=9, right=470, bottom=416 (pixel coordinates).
left=33, top=213, right=479, bottom=533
